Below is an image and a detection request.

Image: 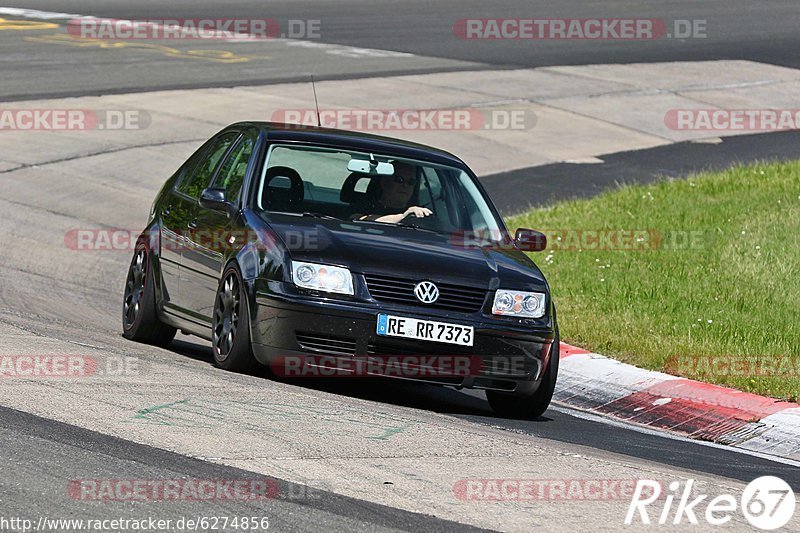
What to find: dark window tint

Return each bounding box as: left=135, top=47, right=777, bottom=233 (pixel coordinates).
left=177, top=132, right=238, bottom=198
left=213, top=130, right=257, bottom=203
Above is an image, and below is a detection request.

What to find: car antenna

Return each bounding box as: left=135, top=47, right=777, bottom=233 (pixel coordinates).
left=310, top=74, right=321, bottom=127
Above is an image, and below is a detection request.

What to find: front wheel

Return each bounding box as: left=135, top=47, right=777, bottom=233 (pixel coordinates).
left=121, top=245, right=176, bottom=346
left=486, top=330, right=560, bottom=419
left=212, top=265, right=258, bottom=372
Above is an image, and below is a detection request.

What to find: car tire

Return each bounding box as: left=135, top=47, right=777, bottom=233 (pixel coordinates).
left=486, top=329, right=560, bottom=419
left=212, top=264, right=259, bottom=372
left=122, top=244, right=177, bottom=346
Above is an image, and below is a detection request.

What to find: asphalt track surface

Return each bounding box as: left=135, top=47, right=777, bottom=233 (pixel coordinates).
left=2, top=1, right=800, bottom=531
left=284, top=377, right=800, bottom=490
left=0, top=406, right=484, bottom=532
left=484, top=130, right=800, bottom=214
left=1, top=1, right=800, bottom=99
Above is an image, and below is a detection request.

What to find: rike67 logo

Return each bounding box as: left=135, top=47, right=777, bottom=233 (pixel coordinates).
left=626, top=476, right=796, bottom=530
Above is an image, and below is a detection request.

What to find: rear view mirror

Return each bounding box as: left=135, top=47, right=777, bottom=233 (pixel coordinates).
left=347, top=158, right=395, bottom=175
left=515, top=228, right=547, bottom=252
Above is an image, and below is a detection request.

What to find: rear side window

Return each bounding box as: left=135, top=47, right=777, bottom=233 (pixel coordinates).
left=177, top=131, right=238, bottom=198
left=213, top=130, right=257, bottom=203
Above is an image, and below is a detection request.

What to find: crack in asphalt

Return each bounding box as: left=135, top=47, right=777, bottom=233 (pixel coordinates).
left=0, top=137, right=205, bottom=174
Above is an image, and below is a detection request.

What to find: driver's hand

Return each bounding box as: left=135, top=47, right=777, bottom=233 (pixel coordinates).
left=403, top=206, right=432, bottom=218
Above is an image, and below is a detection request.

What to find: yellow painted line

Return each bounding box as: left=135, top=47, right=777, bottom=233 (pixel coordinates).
left=0, top=17, right=58, bottom=30
left=23, top=34, right=270, bottom=63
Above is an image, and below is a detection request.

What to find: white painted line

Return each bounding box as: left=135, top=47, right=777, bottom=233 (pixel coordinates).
left=279, top=39, right=414, bottom=58
left=736, top=408, right=800, bottom=459
left=690, top=137, right=724, bottom=144
left=563, top=157, right=605, bottom=164
left=560, top=352, right=681, bottom=389
left=0, top=7, right=82, bottom=19
left=0, top=7, right=253, bottom=39
left=0, top=7, right=417, bottom=59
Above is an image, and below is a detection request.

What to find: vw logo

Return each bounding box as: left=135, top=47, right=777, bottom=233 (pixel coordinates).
left=414, top=281, right=439, bottom=304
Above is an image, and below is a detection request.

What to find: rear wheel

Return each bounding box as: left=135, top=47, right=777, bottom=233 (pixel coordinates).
left=212, top=265, right=258, bottom=372
left=122, top=245, right=176, bottom=346
left=487, top=330, right=560, bottom=419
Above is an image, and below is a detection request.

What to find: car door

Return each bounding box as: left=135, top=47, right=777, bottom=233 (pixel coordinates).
left=181, top=133, right=254, bottom=323
left=158, top=139, right=218, bottom=311
left=181, top=129, right=256, bottom=320
left=163, top=130, right=239, bottom=320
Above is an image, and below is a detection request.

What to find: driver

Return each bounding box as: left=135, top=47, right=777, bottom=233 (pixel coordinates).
left=352, top=162, right=432, bottom=224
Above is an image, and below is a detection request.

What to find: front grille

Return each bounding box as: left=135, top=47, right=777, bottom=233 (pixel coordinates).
left=296, top=332, right=357, bottom=356
left=368, top=340, right=470, bottom=356
left=367, top=340, right=539, bottom=380
left=364, top=274, right=487, bottom=313
left=368, top=340, right=535, bottom=380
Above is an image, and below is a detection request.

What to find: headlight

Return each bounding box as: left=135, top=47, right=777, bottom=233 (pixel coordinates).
left=492, top=290, right=546, bottom=318
left=291, top=261, right=354, bottom=295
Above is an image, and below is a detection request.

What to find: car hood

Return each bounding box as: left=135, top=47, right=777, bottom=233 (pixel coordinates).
left=264, top=215, right=548, bottom=291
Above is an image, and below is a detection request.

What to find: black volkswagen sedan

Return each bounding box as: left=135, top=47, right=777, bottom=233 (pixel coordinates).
left=122, top=122, right=559, bottom=418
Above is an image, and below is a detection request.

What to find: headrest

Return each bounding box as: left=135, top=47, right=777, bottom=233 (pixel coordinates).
left=263, top=166, right=304, bottom=207
left=340, top=172, right=374, bottom=203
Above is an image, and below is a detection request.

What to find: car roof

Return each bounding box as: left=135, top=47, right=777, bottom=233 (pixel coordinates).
left=230, top=121, right=468, bottom=169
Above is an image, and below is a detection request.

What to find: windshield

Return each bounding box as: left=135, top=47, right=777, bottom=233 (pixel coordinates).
left=255, top=144, right=505, bottom=239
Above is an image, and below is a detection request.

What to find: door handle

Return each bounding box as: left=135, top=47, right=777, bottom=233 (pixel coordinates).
left=187, top=219, right=198, bottom=229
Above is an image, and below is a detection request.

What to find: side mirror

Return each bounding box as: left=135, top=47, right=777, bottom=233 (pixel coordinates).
left=515, top=228, right=547, bottom=252
left=199, top=187, right=235, bottom=216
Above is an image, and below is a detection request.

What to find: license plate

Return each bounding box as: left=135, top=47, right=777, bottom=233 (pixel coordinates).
left=376, top=314, right=474, bottom=347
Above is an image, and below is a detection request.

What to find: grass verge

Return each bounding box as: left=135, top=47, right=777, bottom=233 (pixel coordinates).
left=507, top=160, right=800, bottom=401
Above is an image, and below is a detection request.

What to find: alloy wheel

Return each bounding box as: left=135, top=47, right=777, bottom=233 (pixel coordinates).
left=123, top=249, right=147, bottom=328
left=213, top=272, right=240, bottom=360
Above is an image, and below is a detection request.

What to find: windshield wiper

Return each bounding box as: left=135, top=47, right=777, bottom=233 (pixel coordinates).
left=301, top=211, right=339, bottom=220
left=395, top=222, right=445, bottom=235
left=267, top=211, right=340, bottom=221
left=352, top=218, right=445, bottom=235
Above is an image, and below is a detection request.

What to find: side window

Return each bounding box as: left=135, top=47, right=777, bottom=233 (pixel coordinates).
left=456, top=171, right=498, bottom=232
left=177, top=131, right=238, bottom=199
left=213, top=130, right=257, bottom=203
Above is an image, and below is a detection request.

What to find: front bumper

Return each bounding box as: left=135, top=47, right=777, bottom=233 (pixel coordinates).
left=251, top=283, right=555, bottom=394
